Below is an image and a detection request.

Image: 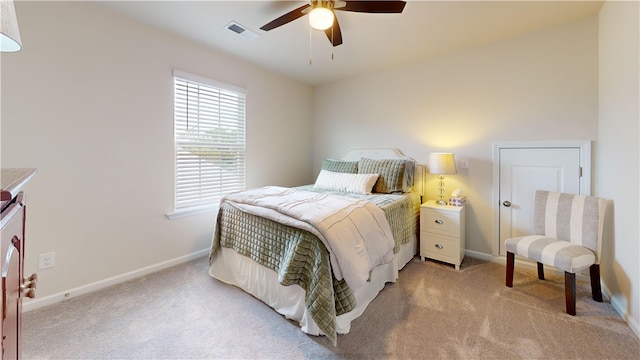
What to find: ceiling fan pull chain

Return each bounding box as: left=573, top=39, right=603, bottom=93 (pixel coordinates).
left=309, top=23, right=312, bottom=65
left=260, top=1, right=405, bottom=51
left=331, top=25, right=334, bottom=60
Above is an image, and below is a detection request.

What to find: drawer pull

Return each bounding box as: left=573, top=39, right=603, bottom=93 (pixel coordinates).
left=434, top=244, right=444, bottom=249
left=21, top=273, right=38, bottom=298
left=434, top=219, right=444, bottom=225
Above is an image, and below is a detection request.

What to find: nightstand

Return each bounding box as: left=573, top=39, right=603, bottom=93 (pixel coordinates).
left=420, top=200, right=466, bottom=270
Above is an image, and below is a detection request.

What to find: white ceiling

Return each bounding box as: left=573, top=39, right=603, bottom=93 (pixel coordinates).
left=96, top=1, right=603, bottom=86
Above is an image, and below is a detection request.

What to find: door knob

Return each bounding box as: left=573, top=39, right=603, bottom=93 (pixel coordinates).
left=503, top=201, right=511, bottom=207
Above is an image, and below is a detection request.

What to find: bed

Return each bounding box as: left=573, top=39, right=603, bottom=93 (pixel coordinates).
left=208, top=148, right=423, bottom=345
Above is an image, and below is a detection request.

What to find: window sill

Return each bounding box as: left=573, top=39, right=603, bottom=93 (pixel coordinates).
left=165, top=204, right=218, bottom=220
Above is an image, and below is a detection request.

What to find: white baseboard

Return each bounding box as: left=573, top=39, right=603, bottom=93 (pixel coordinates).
left=466, top=249, right=603, bottom=287
left=23, top=248, right=640, bottom=341
left=465, top=249, right=640, bottom=339
left=609, top=291, right=640, bottom=339
left=466, top=250, right=591, bottom=279
left=23, top=249, right=210, bottom=312
left=465, top=249, right=501, bottom=264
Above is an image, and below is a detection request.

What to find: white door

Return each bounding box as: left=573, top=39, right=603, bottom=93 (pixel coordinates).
left=493, top=142, right=591, bottom=255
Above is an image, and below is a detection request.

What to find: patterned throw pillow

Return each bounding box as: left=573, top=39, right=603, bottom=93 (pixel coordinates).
left=321, top=159, right=358, bottom=174
left=358, top=158, right=406, bottom=194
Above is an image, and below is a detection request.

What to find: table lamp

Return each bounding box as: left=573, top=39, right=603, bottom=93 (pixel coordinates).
left=429, top=153, right=457, bottom=205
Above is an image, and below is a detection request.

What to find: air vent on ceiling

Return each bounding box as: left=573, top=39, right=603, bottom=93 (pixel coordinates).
left=225, top=21, right=260, bottom=40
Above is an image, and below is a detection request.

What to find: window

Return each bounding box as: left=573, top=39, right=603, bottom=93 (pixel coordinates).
left=170, top=70, right=246, bottom=217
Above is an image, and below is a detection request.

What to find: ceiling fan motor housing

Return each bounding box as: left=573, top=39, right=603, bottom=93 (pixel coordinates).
left=260, top=1, right=407, bottom=47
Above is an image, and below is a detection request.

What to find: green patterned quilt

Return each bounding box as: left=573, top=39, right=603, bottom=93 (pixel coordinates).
left=209, top=188, right=420, bottom=344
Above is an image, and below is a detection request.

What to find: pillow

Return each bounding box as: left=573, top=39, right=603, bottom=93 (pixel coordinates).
left=313, top=170, right=379, bottom=194
left=358, top=158, right=408, bottom=194
left=321, top=159, right=358, bottom=174
left=402, top=160, right=415, bottom=192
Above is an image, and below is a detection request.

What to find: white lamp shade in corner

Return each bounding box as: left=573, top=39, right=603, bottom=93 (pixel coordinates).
left=429, top=153, right=457, bottom=175
left=0, top=0, right=22, bottom=52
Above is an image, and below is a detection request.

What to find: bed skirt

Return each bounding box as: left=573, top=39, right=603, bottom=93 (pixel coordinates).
left=208, top=237, right=417, bottom=337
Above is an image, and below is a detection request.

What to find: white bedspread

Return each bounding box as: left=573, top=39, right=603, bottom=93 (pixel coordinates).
left=221, top=186, right=395, bottom=289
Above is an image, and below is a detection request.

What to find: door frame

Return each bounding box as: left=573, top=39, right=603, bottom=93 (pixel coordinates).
left=491, top=140, right=592, bottom=256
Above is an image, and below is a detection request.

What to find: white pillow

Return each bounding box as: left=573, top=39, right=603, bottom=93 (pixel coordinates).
left=313, top=170, right=379, bottom=194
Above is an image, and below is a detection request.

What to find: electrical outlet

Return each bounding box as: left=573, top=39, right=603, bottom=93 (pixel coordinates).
left=38, top=252, right=55, bottom=270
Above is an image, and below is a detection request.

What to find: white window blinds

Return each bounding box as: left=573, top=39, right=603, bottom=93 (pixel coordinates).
left=173, top=70, right=246, bottom=212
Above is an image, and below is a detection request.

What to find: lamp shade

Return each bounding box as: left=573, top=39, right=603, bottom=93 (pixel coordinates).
left=429, top=153, right=457, bottom=175
left=0, top=0, right=22, bottom=52
left=309, top=7, right=334, bottom=30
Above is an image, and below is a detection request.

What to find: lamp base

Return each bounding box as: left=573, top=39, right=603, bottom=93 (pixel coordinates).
left=436, top=175, right=448, bottom=206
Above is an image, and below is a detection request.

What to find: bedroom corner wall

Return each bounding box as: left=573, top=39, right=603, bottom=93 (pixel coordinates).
left=312, top=15, right=599, bottom=258
left=597, top=0, right=640, bottom=338
left=0, top=2, right=313, bottom=304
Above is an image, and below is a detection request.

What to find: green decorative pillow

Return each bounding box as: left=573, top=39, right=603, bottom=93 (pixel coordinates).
left=358, top=158, right=406, bottom=194
left=321, top=159, right=358, bottom=174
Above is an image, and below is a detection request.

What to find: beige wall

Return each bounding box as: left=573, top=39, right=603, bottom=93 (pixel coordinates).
left=1, top=2, right=313, bottom=302
left=313, top=16, right=599, bottom=257
left=313, top=5, right=640, bottom=338
left=597, top=0, right=640, bottom=338
left=2, top=0, right=637, bottom=339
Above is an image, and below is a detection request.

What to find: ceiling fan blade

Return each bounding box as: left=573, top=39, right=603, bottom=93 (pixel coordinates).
left=260, top=4, right=311, bottom=31
left=336, top=1, right=406, bottom=13
left=324, top=14, right=343, bottom=47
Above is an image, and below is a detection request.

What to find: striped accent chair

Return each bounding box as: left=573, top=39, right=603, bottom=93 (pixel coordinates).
left=505, top=190, right=608, bottom=315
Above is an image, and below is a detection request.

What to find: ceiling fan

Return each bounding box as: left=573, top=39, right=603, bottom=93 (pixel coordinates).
left=260, top=1, right=407, bottom=47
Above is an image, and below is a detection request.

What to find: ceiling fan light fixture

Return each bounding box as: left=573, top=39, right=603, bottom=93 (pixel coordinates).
left=308, top=7, right=334, bottom=30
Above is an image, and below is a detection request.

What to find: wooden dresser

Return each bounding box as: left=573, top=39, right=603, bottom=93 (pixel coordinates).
left=1, top=168, right=37, bottom=360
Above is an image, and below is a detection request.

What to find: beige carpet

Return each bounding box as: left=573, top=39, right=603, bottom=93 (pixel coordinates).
left=23, top=255, right=639, bottom=359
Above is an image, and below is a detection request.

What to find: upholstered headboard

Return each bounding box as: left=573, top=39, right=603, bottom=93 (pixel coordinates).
left=338, top=148, right=410, bottom=162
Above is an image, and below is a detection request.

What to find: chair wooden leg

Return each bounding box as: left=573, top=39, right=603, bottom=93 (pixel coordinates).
left=506, top=252, right=515, bottom=287
left=565, top=272, right=576, bottom=315
left=590, top=264, right=603, bottom=302
left=537, top=262, right=545, bottom=280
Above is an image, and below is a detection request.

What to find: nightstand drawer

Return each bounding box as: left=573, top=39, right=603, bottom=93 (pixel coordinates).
left=420, top=208, right=460, bottom=236
left=421, top=232, right=458, bottom=259
left=420, top=200, right=465, bottom=270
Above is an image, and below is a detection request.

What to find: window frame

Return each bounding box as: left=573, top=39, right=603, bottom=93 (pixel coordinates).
left=166, top=70, right=247, bottom=219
